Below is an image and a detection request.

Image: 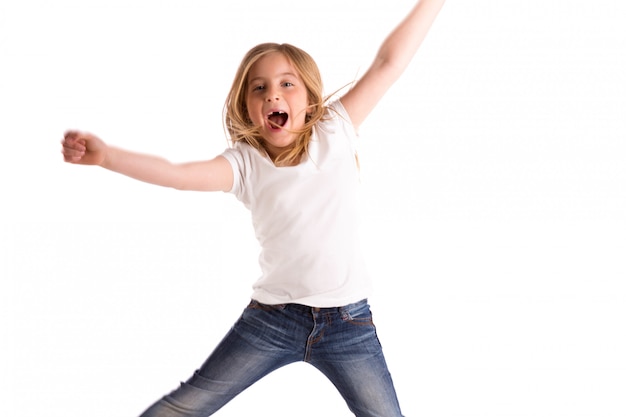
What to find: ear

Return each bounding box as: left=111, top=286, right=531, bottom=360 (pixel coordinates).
left=305, top=101, right=315, bottom=122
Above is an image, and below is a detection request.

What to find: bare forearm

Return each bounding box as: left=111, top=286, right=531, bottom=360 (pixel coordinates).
left=339, top=0, right=446, bottom=126
left=376, top=0, right=446, bottom=76
left=102, top=147, right=190, bottom=190
left=62, top=130, right=232, bottom=192
left=100, top=146, right=233, bottom=192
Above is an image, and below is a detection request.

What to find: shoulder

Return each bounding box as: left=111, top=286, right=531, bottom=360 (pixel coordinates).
left=221, top=141, right=264, bottom=167
left=316, top=100, right=357, bottom=134
left=220, top=142, right=257, bottom=195
left=316, top=100, right=359, bottom=141
left=326, top=100, right=353, bottom=124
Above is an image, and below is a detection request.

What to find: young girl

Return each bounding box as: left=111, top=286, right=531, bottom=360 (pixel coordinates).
left=62, top=1, right=445, bottom=415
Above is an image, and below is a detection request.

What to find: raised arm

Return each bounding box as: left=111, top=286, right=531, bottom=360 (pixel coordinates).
left=62, top=131, right=233, bottom=192
left=340, top=0, right=445, bottom=129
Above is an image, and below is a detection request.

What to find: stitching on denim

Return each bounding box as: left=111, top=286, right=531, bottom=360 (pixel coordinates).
left=305, top=309, right=327, bottom=362
left=346, top=317, right=374, bottom=326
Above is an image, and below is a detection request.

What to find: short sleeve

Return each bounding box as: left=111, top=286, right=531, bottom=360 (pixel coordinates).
left=327, top=99, right=360, bottom=158
left=220, top=146, right=244, bottom=197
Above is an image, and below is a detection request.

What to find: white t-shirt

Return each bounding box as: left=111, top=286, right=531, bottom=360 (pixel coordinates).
left=221, top=100, right=371, bottom=307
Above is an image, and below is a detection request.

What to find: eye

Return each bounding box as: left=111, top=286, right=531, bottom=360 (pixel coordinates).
left=282, top=82, right=294, bottom=87
left=252, top=84, right=265, bottom=92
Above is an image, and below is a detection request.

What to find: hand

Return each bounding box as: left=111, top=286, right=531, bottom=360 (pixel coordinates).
left=61, top=130, right=107, bottom=166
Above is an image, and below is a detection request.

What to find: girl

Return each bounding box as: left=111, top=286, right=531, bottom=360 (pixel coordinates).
left=62, top=1, right=445, bottom=416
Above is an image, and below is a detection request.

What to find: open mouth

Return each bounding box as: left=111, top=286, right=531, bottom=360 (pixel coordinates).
left=267, top=111, right=288, bottom=129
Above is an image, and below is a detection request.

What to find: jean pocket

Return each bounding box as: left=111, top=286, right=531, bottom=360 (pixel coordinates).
left=340, top=300, right=374, bottom=326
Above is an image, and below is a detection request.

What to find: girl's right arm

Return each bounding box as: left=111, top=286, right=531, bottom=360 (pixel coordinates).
left=61, top=131, right=233, bottom=192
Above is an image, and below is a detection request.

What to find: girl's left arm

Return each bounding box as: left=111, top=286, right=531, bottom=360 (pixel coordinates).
left=340, top=0, right=446, bottom=130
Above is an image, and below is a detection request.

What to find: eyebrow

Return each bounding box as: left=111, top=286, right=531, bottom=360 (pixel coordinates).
left=248, top=72, right=299, bottom=84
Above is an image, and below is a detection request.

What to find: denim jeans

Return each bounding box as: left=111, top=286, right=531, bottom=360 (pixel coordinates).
left=140, top=299, right=404, bottom=417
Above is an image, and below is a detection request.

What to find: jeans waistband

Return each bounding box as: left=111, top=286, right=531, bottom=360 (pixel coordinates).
left=250, top=298, right=368, bottom=314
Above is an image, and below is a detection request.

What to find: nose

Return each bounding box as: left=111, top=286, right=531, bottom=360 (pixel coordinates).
left=265, top=86, right=280, bottom=102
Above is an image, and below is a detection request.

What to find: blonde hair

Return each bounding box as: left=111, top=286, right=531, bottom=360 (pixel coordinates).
left=223, top=43, right=328, bottom=166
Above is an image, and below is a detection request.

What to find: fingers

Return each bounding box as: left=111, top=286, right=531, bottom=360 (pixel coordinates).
left=61, top=131, right=87, bottom=163
left=61, top=130, right=107, bottom=166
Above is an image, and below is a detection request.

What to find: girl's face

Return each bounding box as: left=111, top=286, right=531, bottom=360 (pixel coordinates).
left=245, top=52, right=310, bottom=160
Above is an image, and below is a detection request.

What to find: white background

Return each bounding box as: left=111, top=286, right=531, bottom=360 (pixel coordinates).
left=1, top=0, right=625, bottom=416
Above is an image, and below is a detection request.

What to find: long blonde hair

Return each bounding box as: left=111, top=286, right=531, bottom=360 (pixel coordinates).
left=223, top=43, right=328, bottom=166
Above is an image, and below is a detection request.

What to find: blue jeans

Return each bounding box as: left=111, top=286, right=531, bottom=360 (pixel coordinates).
left=140, top=299, right=404, bottom=417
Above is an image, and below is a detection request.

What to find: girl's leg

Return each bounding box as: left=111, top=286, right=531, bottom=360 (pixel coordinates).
left=307, top=300, right=405, bottom=417
left=140, top=301, right=304, bottom=417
